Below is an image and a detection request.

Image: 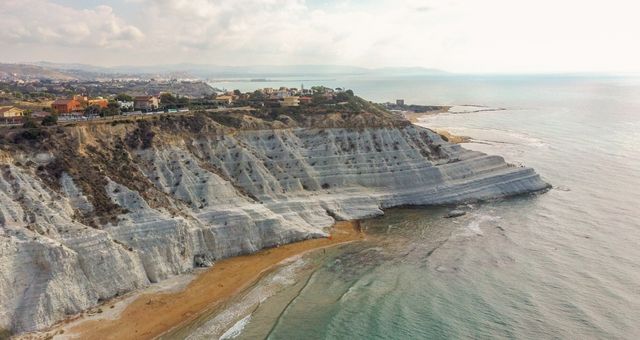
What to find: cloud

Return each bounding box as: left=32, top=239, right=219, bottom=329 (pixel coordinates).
left=1, top=0, right=640, bottom=72
left=129, top=0, right=445, bottom=66
left=0, top=0, right=144, bottom=48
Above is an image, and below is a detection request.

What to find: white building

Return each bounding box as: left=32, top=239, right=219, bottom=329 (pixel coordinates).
left=117, top=101, right=134, bottom=110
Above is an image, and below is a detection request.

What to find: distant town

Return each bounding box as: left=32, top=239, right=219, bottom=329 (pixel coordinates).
left=0, top=78, right=364, bottom=124
left=0, top=76, right=449, bottom=129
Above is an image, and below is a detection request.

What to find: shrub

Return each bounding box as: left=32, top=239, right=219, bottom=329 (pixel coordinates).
left=41, top=115, right=58, bottom=126
left=22, top=120, right=38, bottom=129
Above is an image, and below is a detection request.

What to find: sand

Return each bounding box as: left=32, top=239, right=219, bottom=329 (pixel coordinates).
left=433, top=129, right=470, bottom=144
left=402, top=107, right=450, bottom=123
left=30, top=221, right=364, bottom=340
left=400, top=109, right=469, bottom=144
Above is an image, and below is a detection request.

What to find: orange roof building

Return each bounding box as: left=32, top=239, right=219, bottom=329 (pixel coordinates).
left=299, top=96, right=313, bottom=105
left=52, top=99, right=82, bottom=114
left=88, top=98, right=108, bottom=109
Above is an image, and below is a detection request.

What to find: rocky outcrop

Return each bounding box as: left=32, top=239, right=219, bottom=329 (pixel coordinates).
left=0, top=115, right=548, bottom=334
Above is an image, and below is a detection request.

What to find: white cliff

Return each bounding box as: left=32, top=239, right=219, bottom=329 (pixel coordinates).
left=0, top=117, right=548, bottom=334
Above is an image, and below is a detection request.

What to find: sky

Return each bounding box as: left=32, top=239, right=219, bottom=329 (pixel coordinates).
left=1, top=0, right=640, bottom=73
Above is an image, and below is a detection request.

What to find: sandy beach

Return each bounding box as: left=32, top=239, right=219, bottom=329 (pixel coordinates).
left=21, top=221, right=363, bottom=340
left=402, top=107, right=450, bottom=123
left=401, top=107, right=469, bottom=144
left=433, top=129, right=470, bottom=144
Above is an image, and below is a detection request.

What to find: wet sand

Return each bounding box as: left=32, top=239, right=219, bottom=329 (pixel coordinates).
left=44, top=221, right=363, bottom=340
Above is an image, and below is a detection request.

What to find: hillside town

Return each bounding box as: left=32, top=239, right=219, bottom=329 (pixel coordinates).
left=0, top=80, right=358, bottom=126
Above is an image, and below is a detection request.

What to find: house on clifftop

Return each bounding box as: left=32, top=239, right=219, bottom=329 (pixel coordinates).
left=51, top=99, right=81, bottom=114
left=215, top=95, right=234, bottom=105
left=134, top=96, right=160, bottom=111
left=0, top=106, right=25, bottom=123
left=281, top=96, right=300, bottom=107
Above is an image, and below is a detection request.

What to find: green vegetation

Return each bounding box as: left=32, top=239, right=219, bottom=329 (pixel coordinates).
left=0, top=328, right=12, bottom=339
left=84, top=105, right=102, bottom=117
left=115, top=93, right=133, bottom=102
left=160, top=93, right=189, bottom=110
left=22, top=119, right=38, bottom=129
left=100, top=102, right=121, bottom=117
left=13, top=120, right=49, bottom=143
left=125, top=121, right=155, bottom=149
left=41, top=114, right=58, bottom=126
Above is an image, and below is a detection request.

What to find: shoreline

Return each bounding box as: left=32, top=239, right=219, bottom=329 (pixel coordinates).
left=433, top=128, right=471, bottom=144
left=401, top=107, right=470, bottom=144
left=402, top=107, right=450, bottom=123
left=21, top=221, right=364, bottom=340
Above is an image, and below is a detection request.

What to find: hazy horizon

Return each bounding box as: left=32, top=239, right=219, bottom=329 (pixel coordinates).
left=2, top=0, right=640, bottom=74
left=4, top=61, right=640, bottom=78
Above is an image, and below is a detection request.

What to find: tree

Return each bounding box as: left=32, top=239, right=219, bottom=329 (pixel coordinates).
left=98, top=101, right=121, bottom=117
left=160, top=93, right=176, bottom=104
left=84, top=105, right=101, bottom=117
left=311, top=93, right=327, bottom=105
left=115, top=93, right=133, bottom=102
left=335, top=92, right=351, bottom=102
left=160, top=93, right=177, bottom=109
left=249, top=90, right=266, bottom=101
left=311, top=86, right=328, bottom=93
left=176, top=95, right=189, bottom=108
left=22, top=119, right=38, bottom=129
left=41, top=115, right=58, bottom=126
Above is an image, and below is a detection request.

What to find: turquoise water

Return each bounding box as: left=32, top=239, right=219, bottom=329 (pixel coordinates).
left=199, top=76, right=640, bottom=339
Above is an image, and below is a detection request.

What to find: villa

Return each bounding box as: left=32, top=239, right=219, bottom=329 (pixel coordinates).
left=281, top=96, right=300, bottom=107
left=0, top=106, right=24, bottom=117
left=133, top=96, right=160, bottom=111
left=51, top=99, right=82, bottom=113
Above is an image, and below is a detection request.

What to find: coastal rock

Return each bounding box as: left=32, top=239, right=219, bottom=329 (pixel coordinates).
left=194, top=254, right=214, bottom=268
left=0, top=122, right=549, bottom=334
left=445, top=210, right=467, bottom=218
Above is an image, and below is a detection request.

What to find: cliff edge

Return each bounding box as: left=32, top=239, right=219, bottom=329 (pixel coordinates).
left=0, top=104, right=549, bottom=334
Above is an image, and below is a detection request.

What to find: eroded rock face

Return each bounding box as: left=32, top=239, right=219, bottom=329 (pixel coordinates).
left=0, top=123, right=548, bottom=333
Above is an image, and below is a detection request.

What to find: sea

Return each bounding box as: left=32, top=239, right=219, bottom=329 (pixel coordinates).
left=175, top=75, right=640, bottom=339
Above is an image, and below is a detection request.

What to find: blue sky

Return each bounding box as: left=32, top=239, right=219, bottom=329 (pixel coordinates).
left=1, top=0, right=639, bottom=73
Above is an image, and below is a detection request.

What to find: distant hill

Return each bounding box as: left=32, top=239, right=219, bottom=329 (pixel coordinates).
left=30, top=62, right=450, bottom=78
left=3, top=62, right=449, bottom=81
left=0, top=63, right=78, bottom=81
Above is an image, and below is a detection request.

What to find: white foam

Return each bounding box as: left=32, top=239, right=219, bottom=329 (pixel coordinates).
left=220, top=314, right=252, bottom=340
left=185, top=257, right=308, bottom=339
left=458, top=214, right=501, bottom=237
left=270, top=258, right=306, bottom=285
left=448, top=105, right=504, bottom=113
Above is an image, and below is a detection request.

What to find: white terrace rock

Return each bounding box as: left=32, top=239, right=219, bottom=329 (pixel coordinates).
left=0, top=124, right=548, bottom=334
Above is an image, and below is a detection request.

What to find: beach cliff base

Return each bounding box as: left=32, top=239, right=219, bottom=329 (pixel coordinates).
left=1, top=107, right=548, bottom=336
left=19, top=221, right=363, bottom=340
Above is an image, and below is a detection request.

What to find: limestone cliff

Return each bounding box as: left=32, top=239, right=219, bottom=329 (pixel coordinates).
left=0, top=109, right=549, bottom=334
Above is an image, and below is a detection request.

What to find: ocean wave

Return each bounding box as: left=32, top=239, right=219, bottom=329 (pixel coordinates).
left=185, top=258, right=308, bottom=339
